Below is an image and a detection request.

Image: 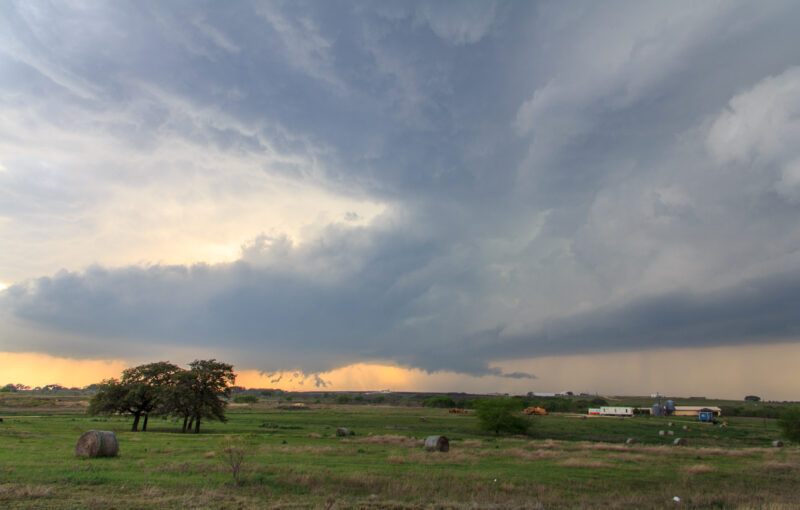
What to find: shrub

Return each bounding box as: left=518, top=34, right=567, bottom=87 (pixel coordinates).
left=233, top=395, right=258, bottom=404
left=778, top=406, right=800, bottom=442
left=337, top=395, right=350, bottom=404
left=218, top=437, right=247, bottom=486
left=474, top=398, right=530, bottom=436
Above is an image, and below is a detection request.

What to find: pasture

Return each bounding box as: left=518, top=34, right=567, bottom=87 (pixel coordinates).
left=1, top=396, right=798, bottom=509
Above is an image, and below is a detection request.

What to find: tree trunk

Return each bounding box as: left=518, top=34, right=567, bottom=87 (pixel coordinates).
left=194, top=415, right=201, bottom=433
left=187, top=416, right=194, bottom=432
left=142, top=413, right=149, bottom=432
left=182, top=415, right=189, bottom=433
left=131, top=412, right=141, bottom=432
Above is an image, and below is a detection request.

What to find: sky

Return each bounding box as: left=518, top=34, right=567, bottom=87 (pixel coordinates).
left=2, top=1, right=800, bottom=399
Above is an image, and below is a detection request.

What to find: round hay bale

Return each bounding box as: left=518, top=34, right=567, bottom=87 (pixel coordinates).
left=625, top=438, right=636, bottom=445
left=424, top=435, right=449, bottom=452
left=668, top=430, right=675, bottom=436
left=75, top=430, right=119, bottom=458
left=772, top=440, right=784, bottom=447
left=336, top=427, right=351, bottom=437
left=673, top=437, right=687, bottom=446
left=682, top=425, right=689, bottom=430
left=668, top=422, right=673, bottom=427
left=658, top=430, right=666, bottom=436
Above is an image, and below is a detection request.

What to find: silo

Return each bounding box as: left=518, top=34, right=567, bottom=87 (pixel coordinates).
left=652, top=403, right=664, bottom=416
left=665, top=400, right=675, bottom=416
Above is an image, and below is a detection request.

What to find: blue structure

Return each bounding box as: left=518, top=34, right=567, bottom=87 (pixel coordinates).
left=652, top=403, right=664, bottom=416
left=699, top=411, right=713, bottom=422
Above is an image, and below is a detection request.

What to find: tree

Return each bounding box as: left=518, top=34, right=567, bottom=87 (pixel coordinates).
left=778, top=406, right=800, bottom=442
left=161, top=370, right=199, bottom=433
left=183, top=359, right=236, bottom=433
left=88, top=362, right=181, bottom=432
left=475, top=398, right=530, bottom=436
left=121, top=361, right=182, bottom=431
left=87, top=378, right=133, bottom=425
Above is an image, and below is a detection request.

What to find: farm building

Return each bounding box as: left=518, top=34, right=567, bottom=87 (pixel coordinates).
left=673, top=406, right=722, bottom=417
left=588, top=408, right=601, bottom=415
left=600, top=406, right=633, bottom=416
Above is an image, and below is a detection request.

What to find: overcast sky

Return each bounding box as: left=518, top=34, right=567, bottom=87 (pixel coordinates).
left=2, top=1, right=800, bottom=396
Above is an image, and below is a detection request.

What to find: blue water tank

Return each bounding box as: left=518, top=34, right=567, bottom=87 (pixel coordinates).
left=665, top=400, right=675, bottom=415
left=652, top=403, right=664, bottom=416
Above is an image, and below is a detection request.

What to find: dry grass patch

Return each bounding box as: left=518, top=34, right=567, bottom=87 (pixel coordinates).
left=575, top=442, right=631, bottom=453
left=340, top=435, right=423, bottom=447
left=141, top=485, right=163, bottom=497
left=528, top=439, right=564, bottom=450
left=391, top=450, right=477, bottom=465
left=0, top=484, right=54, bottom=499
left=683, top=464, right=716, bottom=474
left=558, top=458, right=612, bottom=469
left=202, top=451, right=215, bottom=458
left=762, top=461, right=796, bottom=473
left=458, top=440, right=483, bottom=448
left=307, top=433, right=321, bottom=438
left=607, top=453, right=647, bottom=463
left=272, top=445, right=340, bottom=455
left=479, top=447, right=565, bottom=461
left=387, top=451, right=473, bottom=465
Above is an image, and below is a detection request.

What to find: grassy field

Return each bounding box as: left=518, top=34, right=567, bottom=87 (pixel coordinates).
left=1, top=396, right=798, bottom=509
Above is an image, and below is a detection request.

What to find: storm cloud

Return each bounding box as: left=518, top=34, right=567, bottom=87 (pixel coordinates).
left=2, top=1, right=800, bottom=379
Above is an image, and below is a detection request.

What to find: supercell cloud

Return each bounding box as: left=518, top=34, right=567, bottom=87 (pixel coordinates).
left=2, top=1, right=800, bottom=379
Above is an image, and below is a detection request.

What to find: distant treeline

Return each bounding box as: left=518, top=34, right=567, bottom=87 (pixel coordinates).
left=422, top=395, right=609, bottom=412
left=719, top=405, right=786, bottom=419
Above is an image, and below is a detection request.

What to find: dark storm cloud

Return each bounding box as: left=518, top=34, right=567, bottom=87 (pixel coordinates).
left=3, top=1, right=800, bottom=377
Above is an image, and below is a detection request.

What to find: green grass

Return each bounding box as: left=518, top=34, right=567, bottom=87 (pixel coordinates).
left=1, top=397, right=798, bottom=508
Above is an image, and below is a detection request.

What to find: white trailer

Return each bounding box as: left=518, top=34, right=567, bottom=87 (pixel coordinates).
left=600, top=406, right=633, bottom=416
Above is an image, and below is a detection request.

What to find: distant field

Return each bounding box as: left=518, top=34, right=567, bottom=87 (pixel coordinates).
left=1, top=396, right=798, bottom=509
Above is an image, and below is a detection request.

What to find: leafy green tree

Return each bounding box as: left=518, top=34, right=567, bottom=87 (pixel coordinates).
left=88, top=361, right=181, bottom=431
left=122, top=361, right=182, bottom=431
left=161, top=369, right=198, bottom=433
left=184, top=359, right=236, bottom=433
left=88, top=378, right=137, bottom=429
left=475, top=398, right=530, bottom=436
left=778, top=406, right=800, bottom=442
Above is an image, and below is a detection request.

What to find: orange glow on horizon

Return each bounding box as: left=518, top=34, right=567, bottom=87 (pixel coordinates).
left=0, top=352, right=128, bottom=388
left=2, top=343, right=800, bottom=400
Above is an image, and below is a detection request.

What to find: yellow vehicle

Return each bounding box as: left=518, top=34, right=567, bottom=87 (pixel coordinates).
left=523, top=406, right=548, bottom=416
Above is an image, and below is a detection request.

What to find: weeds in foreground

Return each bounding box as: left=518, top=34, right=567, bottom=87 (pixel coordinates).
left=218, top=437, right=247, bottom=486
